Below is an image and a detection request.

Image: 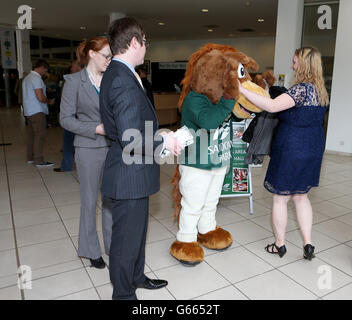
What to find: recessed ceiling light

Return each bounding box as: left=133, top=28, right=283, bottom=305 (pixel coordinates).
left=208, top=29, right=213, bottom=32
left=158, top=22, right=165, bottom=26
left=202, top=9, right=209, bottom=13
left=258, top=18, right=265, bottom=22
left=80, top=26, right=86, bottom=30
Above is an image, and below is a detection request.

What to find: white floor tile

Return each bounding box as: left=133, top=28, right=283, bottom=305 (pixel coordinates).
left=18, top=238, right=79, bottom=271
left=193, top=285, right=248, bottom=300
left=56, top=288, right=100, bottom=300
left=145, top=238, right=179, bottom=271
left=245, top=237, right=303, bottom=268
left=322, top=283, right=352, bottom=300
left=279, top=258, right=352, bottom=297
left=0, top=213, right=13, bottom=231
left=57, top=203, right=81, bottom=220
left=16, top=222, right=69, bottom=247
left=154, top=263, right=230, bottom=300
left=13, top=207, right=61, bottom=228
left=0, top=229, right=15, bottom=251
left=205, top=246, right=273, bottom=284
left=24, top=268, right=93, bottom=300
left=313, top=220, right=352, bottom=243
left=285, top=229, right=340, bottom=253
left=0, top=249, right=18, bottom=278
left=85, top=266, right=111, bottom=287
left=146, top=220, right=174, bottom=243
left=0, top=285, right=21, bottom=300
left=312, top=201, right=352, bottom=218
left=316, top=245, right=352, bottom=276
left=336, top=212, right=352, bottom=227
left=224, top=220, right=273, bottom=245
left=236, top=270, right=317, bottom=300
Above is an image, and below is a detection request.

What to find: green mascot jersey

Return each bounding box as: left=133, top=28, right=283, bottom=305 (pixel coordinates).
left=179, top=91, right=241, bottom=170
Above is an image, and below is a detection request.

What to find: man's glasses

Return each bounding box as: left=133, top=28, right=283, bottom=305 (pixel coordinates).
left=97, top=51, right=112, bottom=61
left=143, top=39, right=150, bottom=48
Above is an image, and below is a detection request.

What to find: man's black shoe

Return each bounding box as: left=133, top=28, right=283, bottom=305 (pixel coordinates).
left=53, top=168, right=63, bottom=172
left=137, top=277, right=168, bottom=290
left=90, top=257, right=106, bottom=269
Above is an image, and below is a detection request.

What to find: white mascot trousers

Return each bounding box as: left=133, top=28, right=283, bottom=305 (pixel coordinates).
left=177, top=165, right=228, bottom=243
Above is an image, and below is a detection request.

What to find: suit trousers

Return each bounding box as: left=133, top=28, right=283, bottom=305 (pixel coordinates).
left=75, top=146, right=112, bottom=259
left=60, top=129, right=75, bottom=171
left=109, top=197, right=149, bottom=300
left=26, top=112, right=47, bottom=164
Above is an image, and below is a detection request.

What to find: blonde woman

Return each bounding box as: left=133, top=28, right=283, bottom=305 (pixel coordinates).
left=239, top=47, right=329, bottom=260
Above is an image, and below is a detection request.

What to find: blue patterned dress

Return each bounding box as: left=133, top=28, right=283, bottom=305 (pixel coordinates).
left=264, top=83, right=327, bottom=195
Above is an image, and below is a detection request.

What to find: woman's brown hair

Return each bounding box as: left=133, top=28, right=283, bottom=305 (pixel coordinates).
left=76, top=36, right=109, bottom=66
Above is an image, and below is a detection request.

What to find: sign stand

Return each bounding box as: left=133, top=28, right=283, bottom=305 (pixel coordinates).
left=220, top=119, right=254, bottom=215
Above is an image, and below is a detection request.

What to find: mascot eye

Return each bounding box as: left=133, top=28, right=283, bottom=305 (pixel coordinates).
left=237, top=63, right=245, bottom=78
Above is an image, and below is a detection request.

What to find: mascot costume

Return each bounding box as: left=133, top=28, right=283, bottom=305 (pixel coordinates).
left=170, top=44, right=269, bottom=266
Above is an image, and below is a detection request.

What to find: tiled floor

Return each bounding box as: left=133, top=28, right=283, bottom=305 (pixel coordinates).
left=1, top=107, right=352, bottom=300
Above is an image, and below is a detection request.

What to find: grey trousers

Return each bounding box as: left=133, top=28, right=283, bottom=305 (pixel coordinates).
left=75, top=146, right=112, bottom=259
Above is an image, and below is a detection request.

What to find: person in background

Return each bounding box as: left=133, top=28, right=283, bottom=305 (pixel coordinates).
left=60, top=37, right=113, bottom=269
left=54, top=60, right=84, bottom=172
left=239, top=46, right=329, bottom=261
left=135, top=65, right=155, bottom=108
left=22, top=59, right=55, bottom=167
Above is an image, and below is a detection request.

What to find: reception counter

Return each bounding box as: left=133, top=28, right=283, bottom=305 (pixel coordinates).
left=153, top=93, right=180, bottom=127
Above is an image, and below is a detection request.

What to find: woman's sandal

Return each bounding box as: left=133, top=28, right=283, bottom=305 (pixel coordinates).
left=265, top=242, right=287, bottom=258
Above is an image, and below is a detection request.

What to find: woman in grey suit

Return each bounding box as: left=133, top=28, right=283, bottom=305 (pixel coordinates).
left=60, top=37, right=113, bottom=268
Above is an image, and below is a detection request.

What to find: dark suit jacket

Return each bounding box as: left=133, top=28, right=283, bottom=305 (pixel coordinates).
left=100, top=60, right=163, bottom=200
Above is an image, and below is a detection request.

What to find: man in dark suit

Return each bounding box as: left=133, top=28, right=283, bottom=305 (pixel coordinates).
left=100, top=17, right=183, bottom=300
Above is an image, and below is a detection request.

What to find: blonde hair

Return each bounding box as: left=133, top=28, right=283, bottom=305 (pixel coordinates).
left=294, top=47, right=329, bottom=106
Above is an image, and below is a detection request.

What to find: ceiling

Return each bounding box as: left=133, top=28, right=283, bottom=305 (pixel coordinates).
left=0, top=0, right=279, bottom=41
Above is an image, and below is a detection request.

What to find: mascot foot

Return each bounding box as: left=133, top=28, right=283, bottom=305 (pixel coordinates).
left=170, top=240, right=204, bottom=267
left=197, top=226, right=233, bottom=250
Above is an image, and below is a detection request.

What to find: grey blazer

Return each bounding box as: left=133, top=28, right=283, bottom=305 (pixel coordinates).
left=60, top=68, right=109, bottom=148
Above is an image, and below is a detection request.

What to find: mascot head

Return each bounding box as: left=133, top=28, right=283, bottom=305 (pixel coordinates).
left=178, top=43, right=269, bottom=118
left=253, top=69, right=276, bottom=90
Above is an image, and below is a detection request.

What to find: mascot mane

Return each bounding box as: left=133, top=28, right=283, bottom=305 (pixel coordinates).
left=178, top=44, right=238, bottom=110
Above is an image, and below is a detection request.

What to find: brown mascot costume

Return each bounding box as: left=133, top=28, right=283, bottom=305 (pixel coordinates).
left=253, top=69, right=276, bottom=91
left=170, top=44, right=269, bottom=266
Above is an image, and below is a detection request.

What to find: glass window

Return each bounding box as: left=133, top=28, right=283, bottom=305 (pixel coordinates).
left=302, top=0, right=340, bottom=96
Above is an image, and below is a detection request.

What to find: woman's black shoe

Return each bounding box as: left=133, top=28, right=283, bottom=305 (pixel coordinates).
left=265, top=243, right=287, bottom=258
left=90, top=257, right=106, bottom=269
left=303, top=244, right=315, bottom=261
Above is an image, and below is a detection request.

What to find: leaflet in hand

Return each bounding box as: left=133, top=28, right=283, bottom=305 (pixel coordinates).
left=160, top=126, right=194, bottom=158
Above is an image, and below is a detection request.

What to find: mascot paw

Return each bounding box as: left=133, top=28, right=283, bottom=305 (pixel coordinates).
left=170, top=240, right=204, bottom=267
left=197, top=226, right=233, bottom=250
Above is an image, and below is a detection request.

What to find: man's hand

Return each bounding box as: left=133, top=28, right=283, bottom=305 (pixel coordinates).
left=95, top=123, right=106, bottom=136
left=48, top=98, right=55, bottom=105
left=161, top=131, right=184, bottom=156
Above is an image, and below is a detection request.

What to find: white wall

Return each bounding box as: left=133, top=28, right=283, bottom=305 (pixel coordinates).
left=273, top=0, right=304, bottom=87
left=145, top=36, right=276, bottom=73
left=325, top=0, right=352, bottom=155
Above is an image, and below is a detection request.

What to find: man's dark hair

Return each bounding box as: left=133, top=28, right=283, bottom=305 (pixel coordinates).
left=108, top=17, right=145, bottom=55
left=34, top=59, right=49, bottom=70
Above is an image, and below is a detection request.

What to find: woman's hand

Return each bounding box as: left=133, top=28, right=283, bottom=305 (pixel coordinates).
left=95, top=123, right=106, bottom=136
left=238, top=80, right=244, bottom=94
